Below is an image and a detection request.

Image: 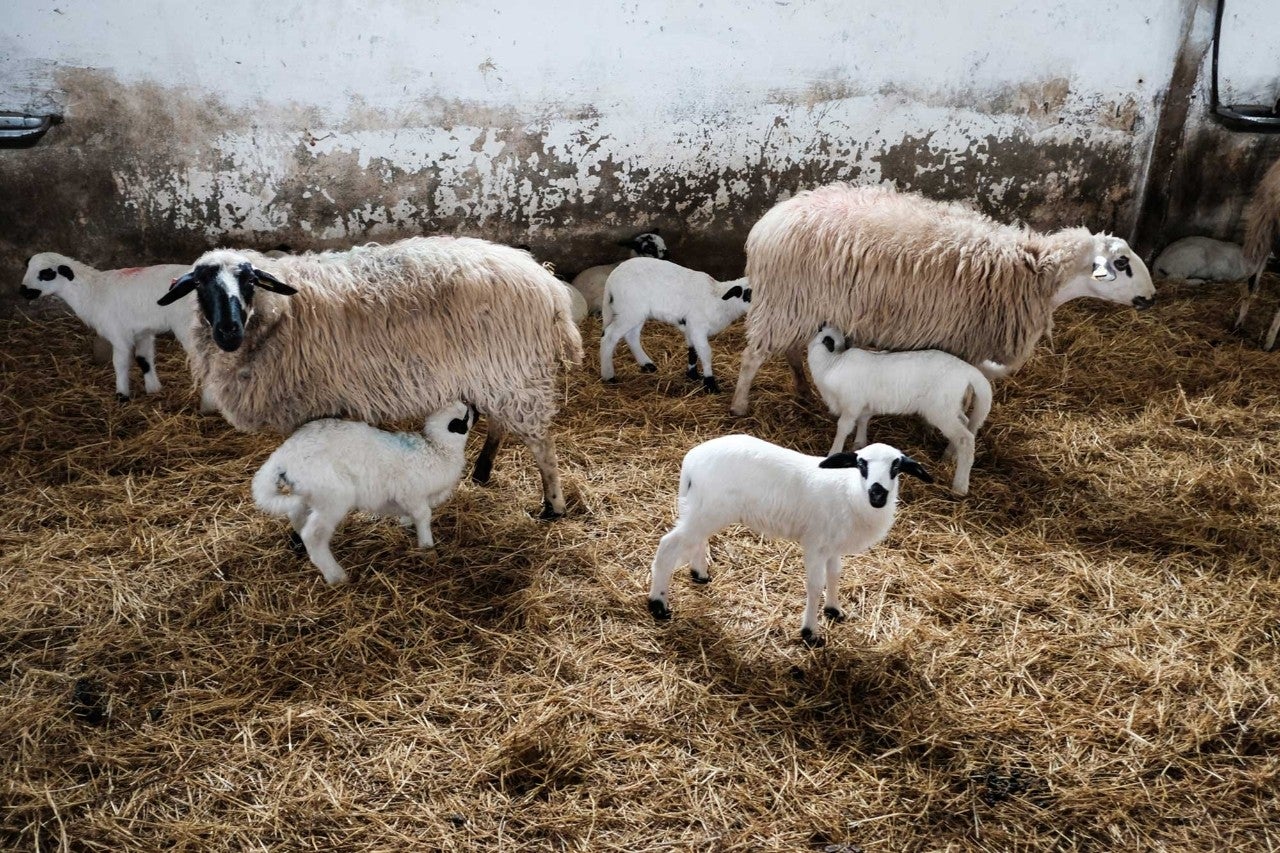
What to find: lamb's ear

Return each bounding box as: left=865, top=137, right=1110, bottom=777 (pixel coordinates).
left=897, top=455, right=934, bottom=483
left=616, top=237, right=639, bottom=249
left=157, top=271, right=199, bottom=305
left=722, top=285, right=744, bottom=301
left=252, top=267, right=297, bottom=295
left=818, top=452, right=861, bottom=469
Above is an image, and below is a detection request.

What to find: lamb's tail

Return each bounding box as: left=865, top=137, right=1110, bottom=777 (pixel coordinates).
left=251, top=461, right=303, bottom=517
left=967, top=374, right=994, bottom=435
left=600, top=281, right=615, bottom=328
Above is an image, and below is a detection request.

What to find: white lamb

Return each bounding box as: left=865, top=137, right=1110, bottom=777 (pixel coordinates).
left=647, top=436, right=932, bottom=646
left=1151, top=236, right=1250, bottom=283
left=20, top=252, right=213, bottom=408
left=600, top=257, right=751, bottom=393
left=807, top=325, right=993, bottom=497
left=251, top=401, right=477, bottom=585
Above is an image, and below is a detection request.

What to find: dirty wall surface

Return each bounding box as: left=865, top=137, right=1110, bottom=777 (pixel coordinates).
left=0, top=0, right=1234, bottom=311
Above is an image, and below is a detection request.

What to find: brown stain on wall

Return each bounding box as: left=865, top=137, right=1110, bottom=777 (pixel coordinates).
left=1, top=68, right=1155, bottom=312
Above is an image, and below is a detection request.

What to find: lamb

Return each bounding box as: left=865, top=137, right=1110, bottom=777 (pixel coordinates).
left=252, top=401, right=476, bottom=585
left=729, top=184, right=1157, bottom=416
left=1152, top=236, right=1251, bottom=283
left=158, top=236, right=583, bottom=517
left=20, top=252, right=215, bottom=409
left=646, top=436, right=931, bottom=646
left=599, top=257, right=751, bottom=393
left=1234, top=157, right=1280, bottom=349
left=807, top=324, right=992, bottom=496
left=571, top=231, right=668, bottom=315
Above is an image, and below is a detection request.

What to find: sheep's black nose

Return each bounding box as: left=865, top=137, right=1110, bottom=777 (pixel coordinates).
left=868, top=483, right=888, bottom=508
left=1132, top=295, right=1155, bottom=310
left=213, top=326, right=244, bottom=352
left=19, top=286, right=42, bottom=300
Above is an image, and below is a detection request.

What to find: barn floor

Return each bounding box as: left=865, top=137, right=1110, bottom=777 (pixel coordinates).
left=2, top=280, right=1278, bottom=851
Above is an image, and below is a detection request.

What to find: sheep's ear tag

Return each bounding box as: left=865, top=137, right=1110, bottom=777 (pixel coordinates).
left=818, top=452, right=861, bottom=470
left=251, top=266, right=298, bottom=295
left=1092, top=256, right=1116, bottom=281
left=822, top=335, right=836, bottom=353
left=722, top=285, right=744, bottom=301
left=157, top=270, right=199, bottom=305
left=898, top=455, right=934, bottom=483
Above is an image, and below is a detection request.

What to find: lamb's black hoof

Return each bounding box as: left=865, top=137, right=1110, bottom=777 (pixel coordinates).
left=640, top=362, right=657, bottom=373
left=823, top=606, right=847, bottom=623
left=800, top=628, right=826, bottom=648
left=690, top=569, right=711, bottom=585
left=648, top=598, right=672, bottom=621
left=602, top=376, right=619, bottom=385
left=702, top=376, right=721, bottom=394
left=686, top=368, right=701, bottom=382
left=538, top=500, right=564, bottom=521
left=471, top=458, right=494, bottom=485
left=115, top=393, right=129, bottom=403
left=287, top=530, right=307, bottom=555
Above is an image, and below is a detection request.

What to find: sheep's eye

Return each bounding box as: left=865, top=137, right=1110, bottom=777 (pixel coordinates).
left=1114, top=256, right=1130, bottom=271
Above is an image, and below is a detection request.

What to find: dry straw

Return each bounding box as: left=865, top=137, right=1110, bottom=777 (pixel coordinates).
left=2, top=278, right=1278, bottom=851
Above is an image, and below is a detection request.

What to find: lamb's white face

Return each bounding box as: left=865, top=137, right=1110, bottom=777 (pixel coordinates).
left=811, top=323, right=848, bottom=355
left=1081, top=236, right=1156, bottom=309
left=20, top=253, right=75, bottom=300
left=425, top=401, right=477, bottom=440
left=818, top=441, right=933, bottom=509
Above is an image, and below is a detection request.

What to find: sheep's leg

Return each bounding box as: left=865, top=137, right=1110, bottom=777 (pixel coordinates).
left=135, top=334, right=162, bottom=394
left=300, top=510, right=348, bottom=585
left=730, top=339, right=774, bottom=416
left=685, top=345, right=700, bottom=381
left=647, top=523, right=711, bottom=620
left=1233, top=274, right=1260, bottom=332
left=472, top=419, right=504, bottom=485
left=411, top=506, right=435, bottom=549
left=599, top=322, right=626, bottom=381
left=785, top=343, right=815, bottom=403
left=830, top=412, right=857, bottom=456
left=623, top=324, right=656, bottom=373
left=515, top=430, right=568, bottom=519
left=800, top=551, right=828, bottom=647
left=286, top=503, right=310, bottom=555
left=689, top=331, right=719, bottom=393
left=110, top=342, right=133, bottom=402
left=823, top=556, right=846, bottom=622
left=938, top=416, right=976, bottom=497
left=1263, top=305, right=1280, bottom=351
left=853, top=410, right=872, bottom=449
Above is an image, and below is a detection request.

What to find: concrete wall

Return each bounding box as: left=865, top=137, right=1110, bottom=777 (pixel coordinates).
left=1, top=0, right=1275, bottom=313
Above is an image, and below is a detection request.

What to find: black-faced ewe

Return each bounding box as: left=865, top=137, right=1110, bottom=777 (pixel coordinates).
left=159, top=236, right=582, bottom=517
left=571, top=230, right=668, bottom=315
left=600, top=257, right=751, bottom=393
left=807, top=325, right=992, bottom=496
left=21, top=252, right=214, bottom=408
left=252, top=402, right=477, bottom=585
left=647, top=436, right=931, bottom=647
left=1235, top=157, right=1280, bottom=349
left=729, top=184, right=1156, bottom=416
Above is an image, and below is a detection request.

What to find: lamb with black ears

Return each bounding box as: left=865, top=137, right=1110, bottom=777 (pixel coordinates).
left=647, top=435, right=931, bottom=646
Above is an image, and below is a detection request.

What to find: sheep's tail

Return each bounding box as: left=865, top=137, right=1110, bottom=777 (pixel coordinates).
left=557, top=301, right=584, bottom=365
left=967, top=375, right=994, bottom=436
left=251, top=461, right=302, bottom=517
left=600, top=283, right=614, bottom=328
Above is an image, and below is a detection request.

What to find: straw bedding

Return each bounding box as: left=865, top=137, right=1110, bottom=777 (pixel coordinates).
left=2, top=279, right=1278, bottom=851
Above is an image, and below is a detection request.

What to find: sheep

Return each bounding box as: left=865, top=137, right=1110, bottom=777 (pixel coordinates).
left=1234, top=157, right=1280, bottom=349
left=251, top=401, right=476, bottom=585
left=1151, top=236, right=1252, bottom=283
left=20, top=252, right=216, bottom=409
left=807, top=324, right=992, bottom=496
left=570, top=231, right=668, bottom=315
left=646, top=436, right=931, bottom=646
left=599, top=257, right=751, bottom=393
left=158, top=236, right=583, bottom=517
left=512, top=244, right=588, bottom=324
left=728, top=184, right=1157, bottom=416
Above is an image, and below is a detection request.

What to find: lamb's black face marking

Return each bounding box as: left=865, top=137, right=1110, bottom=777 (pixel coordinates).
left=822, top=335, right=836, bottom=353
left=447, top=415, right=470, bottom=435
left=135, top=356, right=150, bottom=375
left=633, top=233, right=666, bottom=259
left=1114, top=255, right=1133, bottom=278
left=678, top=317, right=686, bottom=325
left=722, top=285, right=743, bottom=301
left=743, top=287, right=752, bottom=304
left=19, top=286, right=42, bottom=299
left=37, top=267, right=56, bottom=282
left=57, top=264, right=74, bottom=280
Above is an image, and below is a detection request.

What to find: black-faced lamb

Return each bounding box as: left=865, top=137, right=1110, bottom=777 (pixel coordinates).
left=600, top=257, right=751, bottom=393
left=1235, top=157, right=1280, bottom=349
left=21, top=252, right=213, bottom=408
left=807, top=325, right=992, bottom=496
left=159, top=236, right=582, bottom=517
left=729, top=184, right=1157, bottom=416
left=647, top=436, right=931, bottom=647
left=252, top=401, right=476, bottom=585
left=571, top=231, right=668, bottom=315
